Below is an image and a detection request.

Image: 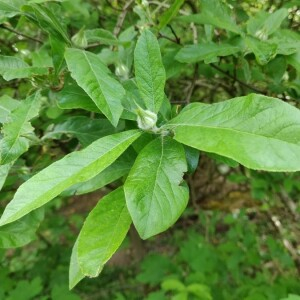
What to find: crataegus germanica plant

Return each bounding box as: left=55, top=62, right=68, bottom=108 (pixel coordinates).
left=1, top=0, right=300, bottom=290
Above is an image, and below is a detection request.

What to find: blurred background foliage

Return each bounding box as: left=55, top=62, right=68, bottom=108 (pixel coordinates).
left=0, top=0, right=300, bottom=299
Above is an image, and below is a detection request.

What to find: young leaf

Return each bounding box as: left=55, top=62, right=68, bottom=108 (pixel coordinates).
left=167, top=94, right=300, bottom=171
left=178, top=0, right=242, bottom=34
left=65, top=48, right=125, bottom=127
left=134, top=29, right=166, bottom=113
left=77, top=187, right=131, bottom=277
left=0, top=92, right=41, bottom=165
left=0, top=130, right=141, bottom=226
left=245, top=36, right=277, bottom=65
left=124, top=137, right=189, bottom=239
left=175, top=43, right=240, bottom=64
left=247, top=8, right=288, bottom=39
left=158, top=0, right=184, bottom=30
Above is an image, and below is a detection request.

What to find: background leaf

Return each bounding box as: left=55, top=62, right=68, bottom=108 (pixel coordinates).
left=0, top=92, right=41, bottom=165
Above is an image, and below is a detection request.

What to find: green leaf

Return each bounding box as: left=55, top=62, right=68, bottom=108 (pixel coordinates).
left=161, top=279, right=185, bottom=292
left=167, top=94, right=300, bottom=171
left=0, top=92, right=42, bottom=165
left=0, top=95, right=19, bottom=123
left=69, top=239, right=85, bottom=289
left=63, top=149, right=135, bottom=196
left=124, top=137, right=188, bottom=239
left=134, top=29, right=166, bottom=113
left=0, top=0, right=24, bottom=18
left=247, top=9, right=288, bottom=39
left=56, top=80, right=99, bottom=113
left=175, top=43, right=240, bottom=64
left=42, top=116, right=121, bottom=147
left=158, top=0, right=184, bottom=30
left=245, top=36, right=277, bottom=65
left=84, top=29, right=119, bottom=45
left=0, top=209, right=44, bottom=248
left=0, top=162, right=12, bottom=190
left=65, top=48, right=125, bottom=127
left=50, top=35, right=66, bottom=76
left=178, top=0, right=241, bottom=34
left=287, top=50, right=300, bottom=74
left=0, top=55, right=48, bottom=80
left=77, top=187, right=131, bottom=277
left=23, top=4, right=70, bottom=44
left=0, top=130, right=141, bottom=226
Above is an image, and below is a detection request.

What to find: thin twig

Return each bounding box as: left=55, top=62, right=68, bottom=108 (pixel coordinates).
left=158, top=32, right=179, bottom=44
left=210, top=63, right=266, bottom=94
left=167, top=25, right=181, bottom=44
left=0, top=24, right=43, bottom=44
left=185, top=63, right=198, bottom=103
left=113, top=0, right=135, bottom=37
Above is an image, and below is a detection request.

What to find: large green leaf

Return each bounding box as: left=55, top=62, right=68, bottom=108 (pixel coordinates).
left=167, top=94, right=300, bottom=171
left=134, top=29, right=166, bottom=113
left=178, top=0, right=241, bottom=34
left=77, top=187, right=131, bottom=277
left=65, top=48, right=125, bottom=126
left=0, top=130, right=141, bottom=226
left=124, top=137, right=188, bottom=239
left=175, top=43, right=240, bottom=64
left=0, top=209, right=44, bottom=248
left=0, top=92, right=41, bottom=165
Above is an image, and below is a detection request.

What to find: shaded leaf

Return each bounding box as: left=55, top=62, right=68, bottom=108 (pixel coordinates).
left=158, top=0, right=184, bottom=30
left=175, top=43, right=240, bottom=64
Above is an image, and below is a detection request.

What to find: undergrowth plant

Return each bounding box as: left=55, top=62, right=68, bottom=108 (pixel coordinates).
left=0, top=0, right=299, bottom=289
